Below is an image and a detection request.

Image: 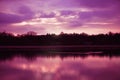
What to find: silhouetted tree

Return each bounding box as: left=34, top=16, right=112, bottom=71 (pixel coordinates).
left=0, top=32, right=120, bottom=45
left=26, top=31, right=37, bottom=36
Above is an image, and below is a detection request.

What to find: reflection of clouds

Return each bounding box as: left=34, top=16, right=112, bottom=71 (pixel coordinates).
left=0, top=56, right=120, bottom=80
left=80, top=56, right=110, bottom=68
left=55, top=68, right=80, bottom=80
left=0, top=64, right=35, bottom=80
left=9, top=57, right=61, bottom=73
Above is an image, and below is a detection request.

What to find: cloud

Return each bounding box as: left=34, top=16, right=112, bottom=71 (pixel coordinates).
left=78, top=5, right=120, bottom=25
left=0, top=0, right=120, bottom=34
left=68, top=20, right=83, bottom=28
left=79, top=0, right=120, bottom=8
left=0, top=12, right=23, bottom=24
left=17, top=5, right=34, bottom=18
left=60, top=10, right=77, bottom=16
left=0, top=5, right=34, bottom=24
left=39, top=11, right=56, bottom=18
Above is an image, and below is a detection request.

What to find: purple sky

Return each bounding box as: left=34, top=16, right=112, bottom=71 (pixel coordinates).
left=0, top=0, right=120, bottom=35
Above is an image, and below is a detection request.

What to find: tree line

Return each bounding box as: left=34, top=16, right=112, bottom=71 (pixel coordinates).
left=0, top=31, right=120, bottom=45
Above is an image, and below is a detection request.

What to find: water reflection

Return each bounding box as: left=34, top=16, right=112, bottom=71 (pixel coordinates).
left=0, top=51, right=120, bottom=80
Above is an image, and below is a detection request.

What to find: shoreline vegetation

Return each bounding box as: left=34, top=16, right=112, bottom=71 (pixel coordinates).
left=0, top=31, right=120, bottom=60
left=0, top=31, right=120, bottom=46
left=0, top=31, right=120, bottom=52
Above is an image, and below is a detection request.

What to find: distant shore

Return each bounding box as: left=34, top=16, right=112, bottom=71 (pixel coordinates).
left=1, top=32, right=120, bottom=46
left=0, top=45, right=120, bottom=48
left=0, top=45, right=120, bottom=52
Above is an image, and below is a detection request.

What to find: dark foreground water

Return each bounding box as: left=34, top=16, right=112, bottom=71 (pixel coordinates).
left=0, top=51, right=120, bottom=80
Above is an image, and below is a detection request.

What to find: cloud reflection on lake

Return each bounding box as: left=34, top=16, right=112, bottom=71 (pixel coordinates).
left=0, top=55, right=120, bottom=80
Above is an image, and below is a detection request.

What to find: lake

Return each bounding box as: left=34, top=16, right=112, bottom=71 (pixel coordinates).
left=0, top=49, right=120, bottom=80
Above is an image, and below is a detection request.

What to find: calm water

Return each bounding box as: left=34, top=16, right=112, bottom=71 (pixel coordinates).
left=0, top=52, right=120, bottom=80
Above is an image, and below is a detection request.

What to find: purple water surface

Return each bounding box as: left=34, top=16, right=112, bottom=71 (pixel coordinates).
left=0, top=54, right=120, bottom=80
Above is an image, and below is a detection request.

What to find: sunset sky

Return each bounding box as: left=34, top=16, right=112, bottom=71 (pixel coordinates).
left=0, top=0, right=120, bottom=35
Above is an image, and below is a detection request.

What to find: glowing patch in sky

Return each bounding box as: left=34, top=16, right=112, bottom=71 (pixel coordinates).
left=12, top=17, right=63, bottom=26
left=0, top=0, right=120, bottom=34
left=86, top=22, right=113, bottom=25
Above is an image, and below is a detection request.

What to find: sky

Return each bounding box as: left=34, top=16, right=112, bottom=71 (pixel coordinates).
left=0, top=0, right=120, bottom=35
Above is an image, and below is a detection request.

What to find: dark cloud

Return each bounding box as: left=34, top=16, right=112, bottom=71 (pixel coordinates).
left=0, top=12, right=23, bottom=24
left=50, top=0, right=120, bottom=9
left=0, top=6, right=34, bottom=24
left=18, top=5, right=34, bottom=19
left=49, top=0, right=80, bottom=8
left=68, top=20, right=83, bottom=28
left=39, top=12, right=56, bottom=18
left=83, top=0, right=120, bottom=8
left=60, top=10, right=76, bottom=16
left=79, top=9, right=120, bottom=21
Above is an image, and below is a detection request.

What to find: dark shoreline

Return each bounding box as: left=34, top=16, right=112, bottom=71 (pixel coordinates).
left=0, top=45, right=120, bottom=52
left=0, top=45, right=120, bottom=61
